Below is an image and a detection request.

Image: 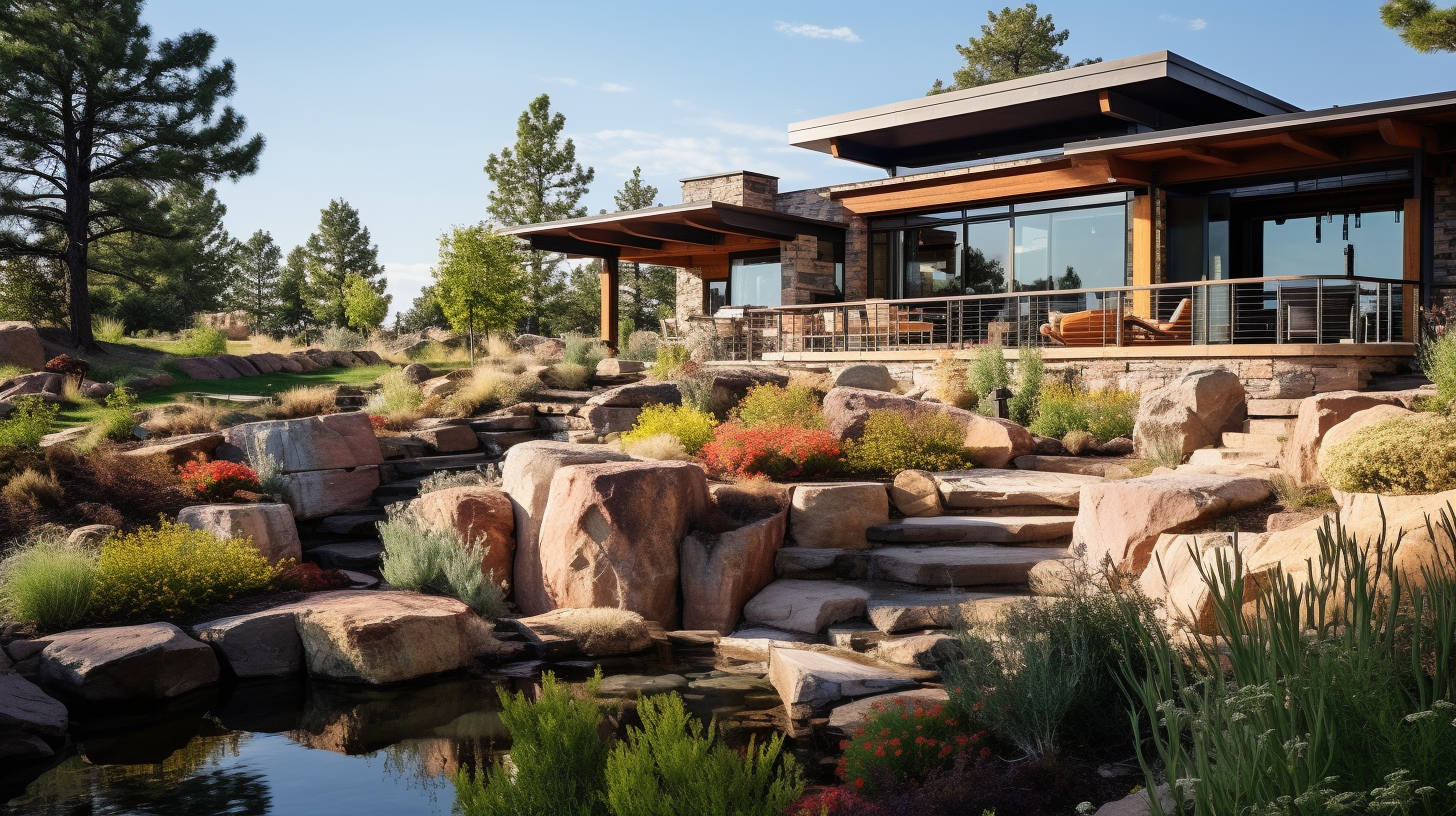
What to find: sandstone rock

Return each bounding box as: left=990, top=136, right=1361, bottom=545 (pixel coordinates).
left=833, top=364, right=897, bottom=392
left=402, top=362, right=432, bottom=384
left=39, top=623, right=219, bottom=700
left=177, top=503, right=302, bottom=565
left=822, top=387, right=1032, bottom=467
left=413, top=424, right=479, bottom=454
left=538, top=460, right=721, bottom=627
left=936, top=468, right=1101, bottom=509
left=595, top=358, right=646, bottom=376
left=196, top=357, right=242, bottom=379
left=501, top=440, right=632, bottom=616
left=1097, top=436, right=1135, bottom=456
left=1094, top=785, right=1176, bottom=816
left=67, top=524, right=115, bottom=547
left=197, top=310, right=252, bottom=340
left=869, top=545, right=1069, bottom=587
left=1315, top=404, right=1414, bottom=477
left=866, top=588, right=1027, bottom=633
left=119, top=431, right=223, bottom=467
left=223, top=412, right=383, bottom=474
left=1280, top=390, right=1408, bottom=486
left=353, top=350, right=382, bottom=365
left=514, top=334, right=565, bottom=359
left=718, top=627, right=815, bottom=661
left=0, top=321, right=46, bottom=371
left=0, top=371, right=64, bottom=402
left=1332, top=488, right=1456, bottom=584
left=294, top=591, right=500, bottom=684
left=681, top=506, right=787, bottom=635
left=827, top=687, right=949, bottom=735
left=279, top=467, right=381, bottom=520
left=1073, top=473, right=1272, bottom=574
left=1133, top=369, right=1246, bottom=457
left=741, top=579, right=870, bottom=634
left=889, top=469, right=942, bottom=517
left=420, top=375, right=461, bottom=399
left=192, top=609, right=303, bottom=678
left=1013, top=455, right=1135, bottom=479
left=1139, top=532, right=1243, bottom=633
left=290, top=352, right=323, bottom=372
left=583, top=404, right=641, bottom=435
left=81, top=380, right=114, bottom=400
left=411, top=486, right=515, bottom=586
left=246, top=354, right=279, bottom=373
left=39, top=426, right=88, bottom=448
left=768, top=646, right=918, bottom=715
left=514, top=608, right=652, bottom=657
left=584, top=381, right=681, bottom=408
left=789, top=482, right=888, bottom=549
left=214, top=354, right=261, bottom=378
left=870, top=633, right=959, bottom=669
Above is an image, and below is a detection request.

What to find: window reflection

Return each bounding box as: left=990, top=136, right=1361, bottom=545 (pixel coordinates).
left=1261, top=210, right=1403, bottom=279
left=903, top=226, right=962, bottom=297
left=729, top=255, right=782, bottom=306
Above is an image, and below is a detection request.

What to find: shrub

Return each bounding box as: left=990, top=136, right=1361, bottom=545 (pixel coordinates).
left=44, top=354, right=90, bottom=385
left=3, top=468, right=63, bottom=509
left=652, top=343, right=692, bottom=380
left=1425, top=331, right=1456, bottom=410
left=452, top=366, right=539, bottom=416
left=89, top=520, right=280, bottom=621
left=622, top=404, right=717, bottom=455
left=0, top=529, right=97, bottom=631
left=838, top=698, right=985, bottom=797
left=551, top=362, right=591, bottom=390
left=731, top=383, right=826, bottom=429
left=701, top=422, right=841, bottom=480
left=319, top=325, right=366, bottom=351
left=1008, top=347, right=1044, bottom=426
left=367, top=369, right=428, bottom=429
left=178, top=460, right=261, bottom=501
left=276, top=385, right=338, bottom=418
left=92, top=386, right=139, bottom=442
left=674, top=366, right=722, bottom=415
left=1320, top=412, right=1456, bottom=494
left=484, top=333, right=516, bottom=360
left=967, top=342, right=1010, bottom=408
left=619, top=433, right=691, bottom=461
left=0, top=397, right=56, bottom=450
left=604, top=691, right=804, bottom=816
left=843, top=410, right=975, bottom=475
left=455, top=671, right=612, bottom=816
left=144, top=402, right=231, bottom=436
left=930, top=353, right=978, bottom=410
left=93, top=315, right=126, bottom=343
left=171, top=326, right=229, bottom=357
left=418, top=469, right=490, bottom=495
left=622, top=330, right=661, bottom=362
left=377, top=510, right=506, bottom=617
left=1270, top=471, right=1334, bottom=510
left=1029, top=381, right=1137, bottom=443
left=563, top=331, right=607, bottom=372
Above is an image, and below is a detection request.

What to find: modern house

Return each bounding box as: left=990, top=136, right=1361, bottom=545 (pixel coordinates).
left=503, top=52, right=1454, bottom=397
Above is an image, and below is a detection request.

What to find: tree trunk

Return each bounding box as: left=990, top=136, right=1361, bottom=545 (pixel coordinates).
left=63, top=87, right=97, bottom=350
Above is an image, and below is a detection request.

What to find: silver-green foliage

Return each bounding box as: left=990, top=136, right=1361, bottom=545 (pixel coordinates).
left=1426, top=331, right=1456, bottom=411
left=1008, top=346, right=1044, bottom=426
left=378, top=511, right=505, bottom=617
left=967, top=341, right=1010, bottom=413
left=0, top=530, right=98, bottom=631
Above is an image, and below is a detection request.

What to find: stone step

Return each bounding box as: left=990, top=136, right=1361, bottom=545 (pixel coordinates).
left=867, top=515, right=1076, bottom=545
left=1011, top=455, right=1134, bottom=479
left=471, top=415, right=538, bottom=432
left=311, top=512, right=388, bottom=537
left=776, top=547, right=868, bottom=581
left=868, top=545, right=1068, bottom=587
left=308, top=540, right=384, bottom=571
left=1220, top=432, right=1283, bottom=450
left=1187, top=447, right=1279, bottom=468
left=934, top=468, right=1103, bottom=510
left=1245, top=417, right=1295, bottom=436
left=373, top=477, right=425, bottom=504
left=865, top=586, right=1029, bottom=634
left=532, top=389, right=596, bottom=404
left=387, top=453, right=497, bottom=477
left=1247, top=398, right=1303, bottom=418
left=477, top=430, right=540, bottom=455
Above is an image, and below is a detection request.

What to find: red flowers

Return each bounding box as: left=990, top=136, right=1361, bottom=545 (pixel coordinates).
left=178, top=460, right=261, bottom=501
left=838, top=701, right=990, bottom=799
left=700, top=421, right=841, bottom=480
left=367, top=414, right=388, bottom=431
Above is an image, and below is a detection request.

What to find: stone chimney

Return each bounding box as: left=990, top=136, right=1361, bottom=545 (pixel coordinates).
left=679, top=171, right=779, bottom=209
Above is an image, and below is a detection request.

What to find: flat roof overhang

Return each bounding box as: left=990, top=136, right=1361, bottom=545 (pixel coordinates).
left=788, top=51, right=1299, bottom=170
left=498, top=200, right=846, bottom=267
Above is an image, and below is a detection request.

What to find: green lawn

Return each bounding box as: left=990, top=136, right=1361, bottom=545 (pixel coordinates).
left=122, top=337, right=257, bottom=356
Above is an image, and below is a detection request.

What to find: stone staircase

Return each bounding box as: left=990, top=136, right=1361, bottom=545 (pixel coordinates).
left=1181, top=398, right=1296, bottom=475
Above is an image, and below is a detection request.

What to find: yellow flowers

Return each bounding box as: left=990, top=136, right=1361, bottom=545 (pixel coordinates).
left=89, top=520, right=279, bottom=622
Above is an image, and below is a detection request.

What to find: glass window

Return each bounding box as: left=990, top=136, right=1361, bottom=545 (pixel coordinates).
left=1014, top=191, right=1131, bottom=213
left=1261, top=209, right=1403, bottom=279
left=903, top=225, right=962, bottom=297
left=729, top=255, right=782, bottom=306
left=869, top=232, right=892, bottom=299
left=705, top=280, right=727, bottom=314
left=964, top=219, right=1009, bottom=294
left=1013, top=204, right=1127, bottom=310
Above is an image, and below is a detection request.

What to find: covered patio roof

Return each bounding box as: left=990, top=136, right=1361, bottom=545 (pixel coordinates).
left=498, top=199, right=846, bottom=268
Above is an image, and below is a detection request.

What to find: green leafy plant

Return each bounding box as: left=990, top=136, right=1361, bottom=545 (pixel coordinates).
left=0, top=529, right=97, bottom=631
left=1008, top=347, right=1044, bottom=426
left=622, top=404, right=717, bottom=455
left=651, top=343, right=692, bottom=380
left=731, top=383, right=825, bottom=429
left=89, top=520, right=280, bottom=621
left=378, top=509, right=506, bottom=617
left=170, top=326, right=229, bottom=357
left=1320, top=412, right=1456, bottom=494
left=563, top=331, right=607, bottom=373
left=604, top=691, right=803, bottom=816
left=837, top=698, right=984, bottom=797
left=455, top=671, right=612, bottom=816
left=0, top=397, right=57, bottom=450
left=844, top=410, right=975, bottom=475
left=1029, top=381, right=1137, bottom=442
left=92, top=386, right=139, bottom=442
left=968, top=342, right=1010, bottom=411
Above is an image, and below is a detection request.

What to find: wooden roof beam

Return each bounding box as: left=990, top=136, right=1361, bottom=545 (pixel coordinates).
left=1275, top=132, right=1341, bottom=162
left=565, top=227, right=663, bottom=250
left=1174, top=145, right=1239, bottom=167
left=1379, top=117, right=1438, bottom=150
left=619, top=221, right=725, bottom=246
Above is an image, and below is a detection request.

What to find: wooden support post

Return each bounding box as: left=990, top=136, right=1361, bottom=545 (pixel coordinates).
left=1404, top=198, right=1421, bottom=338
left=601, top=256, right=620, bottom=355
left=1132, top=194, right=1154, bottom=318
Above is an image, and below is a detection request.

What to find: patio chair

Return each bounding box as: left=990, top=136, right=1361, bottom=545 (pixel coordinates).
left=1123, top=297, right=1193, bottom=345
left=865, top=300, right=934, bottom=347
left=760, top=312, right=821, bottom=352
left=1038, top=307, right=1123, bottom=347
left=660, top=317, right=682, bottom=341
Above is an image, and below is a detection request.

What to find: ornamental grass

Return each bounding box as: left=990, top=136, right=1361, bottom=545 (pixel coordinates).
left=89, top=520, right=279, bottom=622
left=0, top=529, right=97, bottom=631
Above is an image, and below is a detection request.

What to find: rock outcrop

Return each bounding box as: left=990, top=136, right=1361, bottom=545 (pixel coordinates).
left=293, top=591, right=500, bottom=684
left=177, top=503, right=302, bottom=565
left=1132, top=369, right=1245, bottom=457
left=39, top=623, right=219, bottom=700
left=789, top=482, right=889, bottom=549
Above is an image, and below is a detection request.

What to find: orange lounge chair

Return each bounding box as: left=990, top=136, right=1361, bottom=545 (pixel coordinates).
left=1123, top=298, right=1192, bottom=345
left=1038, top=308, right=1122, bottom=347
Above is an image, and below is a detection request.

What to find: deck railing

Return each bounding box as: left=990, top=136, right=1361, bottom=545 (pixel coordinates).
left=696, top=276, right=1415, bottom=360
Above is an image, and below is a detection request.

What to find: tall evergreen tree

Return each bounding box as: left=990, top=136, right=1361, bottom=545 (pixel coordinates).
left=610, top=167, right=676, bottom=331
left=300, top=199, right=385, bottom=327
left=928, top=4, right=1099, bottom=94
left=1382, top=1, right=1456, bottom=52
left=484, top=94, right=594, bottom=334
left=275, top=246, right=311, bottom=337
left=0, top=0, right=263, bottom=347
left=230, top=230, right=282, bottom=335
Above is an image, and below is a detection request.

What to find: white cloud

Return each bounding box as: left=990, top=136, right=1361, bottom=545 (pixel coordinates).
left=699, top=118, right=783, bottom=142
left=577, top=128, right=805, bottom=182
left=773, top=20, right=861, bottom=43
left=599, top=82, right=632, bottom=93
left=1187, top=18, right=1207, bottom=30
left=1159, top=13, right=1207, bottom=30
left=538, top=76, right=580, bottom=86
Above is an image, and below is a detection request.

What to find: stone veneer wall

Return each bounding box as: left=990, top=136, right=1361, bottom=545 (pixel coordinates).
left=773, top=188, right=868, bottom=304
left=1435, top=175, right=1456, bottom=302
left=681, top=172, right=778, bottom=209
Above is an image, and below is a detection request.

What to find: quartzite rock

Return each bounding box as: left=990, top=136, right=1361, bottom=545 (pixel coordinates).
left=410, top=486, right=515, bottom=587
left=789, top=482, right=889, bottom=549
left=177, top=502, right=302, bottom=565
left=38, top=623, right=219, bottom=700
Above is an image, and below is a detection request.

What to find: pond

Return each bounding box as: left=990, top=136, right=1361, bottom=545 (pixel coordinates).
left=2, top=649, right=789, bottom=816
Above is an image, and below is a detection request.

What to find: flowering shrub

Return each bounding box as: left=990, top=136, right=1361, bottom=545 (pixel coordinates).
left=43, top=353, right=90, bottom=385
left=367, top=413, right=389, bottom=431
left=178, top=460, right=261, bottom=501
left=731, top=383, right=826, bottom=429
left=622, top=403, right=717, bottom=455
left=843, top=410, right=975, bottom=475
left=701, top=422, right=841, bottom=480
left=90, top=520, right=280, bottom=621
left=838, top=699, right=987, bottom=797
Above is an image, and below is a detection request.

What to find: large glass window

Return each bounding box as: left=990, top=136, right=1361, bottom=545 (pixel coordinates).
left=1012, top=205, right=1127, bottom=298
left=903, top=225, right=962, bottom=297
left=1261, top=210, right=1403, bottom=279
left=705, top=280, right=727, bottom=314
left=728, top=254, right=782, bottom=306
left=964, top=219, right=1009, bottom=294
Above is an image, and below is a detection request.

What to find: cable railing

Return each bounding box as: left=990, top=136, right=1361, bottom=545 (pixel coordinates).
left=694, top=276, right=1415, bottom=360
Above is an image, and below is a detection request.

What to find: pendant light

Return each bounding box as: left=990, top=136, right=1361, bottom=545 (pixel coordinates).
left=1315, top=219, right=1321, bottom=243
left=1342, top=214, right=1349, bottom=241
left=1354, top=211, right=1361, bottom=229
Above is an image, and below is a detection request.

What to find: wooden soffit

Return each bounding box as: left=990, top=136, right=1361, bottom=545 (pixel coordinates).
left=831, top=157, right=1144, bottom=215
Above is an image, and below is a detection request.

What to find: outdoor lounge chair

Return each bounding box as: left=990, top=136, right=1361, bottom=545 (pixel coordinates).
left=1123, top=297, right=1193, bottom=345
left=865, top=300, right=934, bottom=346
left=1038, top=307, right=1122, bottom=347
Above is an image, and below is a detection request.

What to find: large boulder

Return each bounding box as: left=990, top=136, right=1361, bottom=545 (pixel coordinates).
left=822, top=387, right=1032, bottom=468
left=584, top=381, right=681, bottom=408
left=0, top=321, right=46, bottom=371
left=412, top=423, right=479, bottom=454
left=1073, top=473, right=1272, bottom=574
left=833, top=364, right=897, bottom=392
left=537, top=460, right=722, bottom=627
left=410, top=486, right=515, bottom=587
left=215, top=354, right=261, bottom=378
left=1333, top=488, right=1456, bottom=583
left=1132, top=369, right=1246, bottom=457
left=293, top=591, right=500, bottom=684
left=513, top=608, right=653, bottom=657
left=1315, top=404, right=1414, bottom=478
left=177, top=503, right=302, bottom=565
left=221, top=412, right=384, bottom=474
left=789, top=482, right=889, bottom=549
left=742, top=579, right=870, bottom=634
left=890, top=469, right=942, bottom=517
left=501, top=441, right=633, bottom=616
left=935, top=468, right=1101, bottom=509
left=1138, top=532, right=1242, bottom=634
left=681, top=505, right=788, bottom=635
left=38, top=623, right=219, bottom=700
left=196, top=310, right=252, bottom=340
left=0, top=671, right=67, bottom=760
left=173, top=357, right=222, bottom=381
left=192, top=609, right=303, bottom=678
left=279, top=467, right=381, bottom=520
left=1280, top=390, right=1408, bottom=486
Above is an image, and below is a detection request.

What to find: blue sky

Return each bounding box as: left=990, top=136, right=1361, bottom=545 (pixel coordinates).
left=141, top=0, right=1456, bottom=318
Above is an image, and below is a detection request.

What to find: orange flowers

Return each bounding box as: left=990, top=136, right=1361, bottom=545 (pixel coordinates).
left=177, top=460, right=260, bottom=500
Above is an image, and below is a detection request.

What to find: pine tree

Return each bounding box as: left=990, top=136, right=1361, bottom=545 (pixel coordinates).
left=275, top=246, right=311, bottom=338
left=300, top=199, right=386, bottom=327
left=928, top=4, right=1100, bottom=94
left=0, top=0, right=263, bottom=347
left=612, top=168, right=677, bottom=332
left=1382, top=1, right=1456, bottom=52
left=230, top=230, right=283, bottom=335
left=484, top=94, right=594, bottom=334
left=397, top=284, right=450, bottom=332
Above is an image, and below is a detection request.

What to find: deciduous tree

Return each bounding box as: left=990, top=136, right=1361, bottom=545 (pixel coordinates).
left=0, top=0, right=263, bottom=347
left=928, top=4, right=1099, bottom=94
left=1382, top=0, right=1456, bottom=52
left=300, top=199, right=385, bottom=327
left=343, top=272, right=389, bottom=331
left=433, top=224, right=528, bottom=338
